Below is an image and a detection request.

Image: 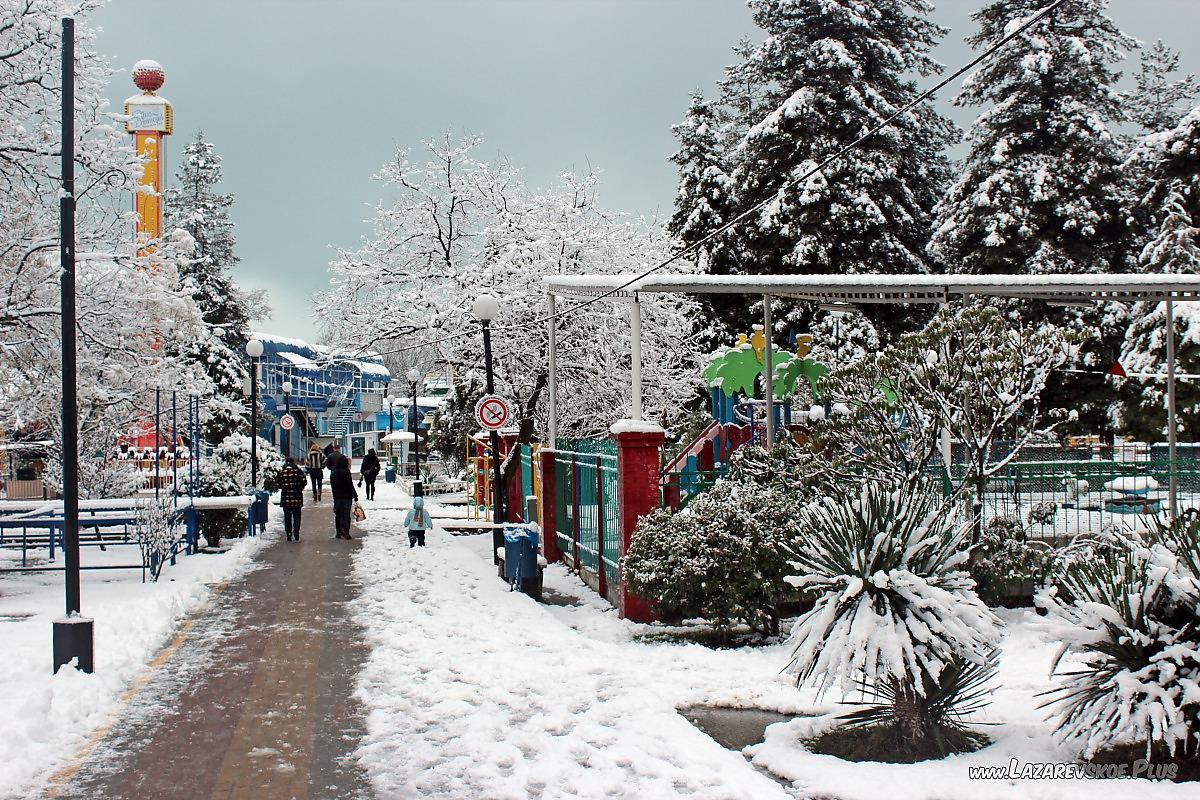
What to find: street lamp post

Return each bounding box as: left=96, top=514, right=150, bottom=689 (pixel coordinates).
left=245, top=339, right=263, bottom=488
left=281, top=380, right=292, bottom=459
left=383, top=395, right=395, bottom=434
left=52, top=16, right=94, bottom=675
left=407, top=367, right=422, bottom=496
left=472, top=295, right=504, bottom=564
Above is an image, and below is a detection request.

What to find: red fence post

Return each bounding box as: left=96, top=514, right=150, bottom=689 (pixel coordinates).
left=596, top=454, right=607, bottom=600
left=538, top=449, right=561, bottom=563
left=612, top=422, right=665, bottom=623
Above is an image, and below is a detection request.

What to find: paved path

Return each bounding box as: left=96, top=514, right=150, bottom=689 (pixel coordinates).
left=49, top=500, right=373, bottom=800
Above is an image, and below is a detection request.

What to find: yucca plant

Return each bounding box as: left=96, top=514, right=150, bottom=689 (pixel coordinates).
left=1038, top=516, right=1200, bottom=760
left=785, top=480, right=1001, bottom=753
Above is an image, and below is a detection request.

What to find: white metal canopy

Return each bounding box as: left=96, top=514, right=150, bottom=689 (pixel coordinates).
left=544, top=272, right=1200, bottom=304
left=544, top=271, right=1197, bottom=516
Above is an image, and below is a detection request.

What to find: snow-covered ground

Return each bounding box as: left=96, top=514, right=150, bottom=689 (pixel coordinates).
left=352, top=481, right=1196, bottom=800
left=0, top=524, right=271, bottom=800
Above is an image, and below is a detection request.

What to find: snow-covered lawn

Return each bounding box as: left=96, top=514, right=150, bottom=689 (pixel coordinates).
left=353, top=483, right=1196, bottom=800
left=0, top=527, right=270, bottom=800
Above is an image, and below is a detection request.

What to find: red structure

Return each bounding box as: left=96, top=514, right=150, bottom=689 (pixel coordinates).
left=613, top=425, right=664, bottom=623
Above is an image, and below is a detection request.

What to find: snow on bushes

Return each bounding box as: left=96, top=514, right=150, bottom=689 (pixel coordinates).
left=784, top=479, right=1001, bottom=750
left=1037, top=516, right=1200, bottom=760
left=622, top=480, right=798, bottom=637
left=969, top=515, right=1056, bottom=607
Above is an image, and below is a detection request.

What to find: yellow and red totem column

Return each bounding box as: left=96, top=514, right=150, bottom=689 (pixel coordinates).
left=124, top=60, right=172, bottom=258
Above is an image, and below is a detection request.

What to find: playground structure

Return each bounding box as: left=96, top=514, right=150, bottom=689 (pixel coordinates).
left=531, top=271, right=1200, bottom=621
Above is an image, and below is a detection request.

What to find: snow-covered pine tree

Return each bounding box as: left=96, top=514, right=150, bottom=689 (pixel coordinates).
left=165, top=132, right=252, bottom=443
left=930, top=0, right=1133, bottom=277
left=930, top=1, right=1136, bottom=442
left=667, top=93, right=732, bottom=264
left=721, top=0, right=956, bottom=338
left=1118, top=107, right=1200, bottom=440
left=1128, top=40, right=1199, bottom=137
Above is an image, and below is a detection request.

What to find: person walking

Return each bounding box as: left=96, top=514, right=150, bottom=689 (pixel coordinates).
left=305, top=443, right=326, bottom=501
left=326, top=442, right=349, bottom=473
left=329, top=458, right=358, bottom=540
left=278, top=457, right=308, bottom=541
left=403, top=496, right=431, bottom=548
left=359, top=448, right=381, bottom=501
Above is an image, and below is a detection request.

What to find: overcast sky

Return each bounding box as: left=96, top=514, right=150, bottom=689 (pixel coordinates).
left=92, top=0, right=1200, bottom=342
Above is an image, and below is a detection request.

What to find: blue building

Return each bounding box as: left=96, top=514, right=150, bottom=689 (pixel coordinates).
left=251, top=332, right=391, bottom=460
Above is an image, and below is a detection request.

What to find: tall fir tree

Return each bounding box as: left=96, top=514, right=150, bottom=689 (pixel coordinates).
left=675, top=0, right=957, bottom=341
left=1127, top=40, right=1198, bottom=137
left=667, top=94, right=733, bottom=265
left=165, top=132, right=252, bottom=444
left=1118, top=106, right=1200, bottom=439
left=928, top=0, right=1136, bottom=441
left=929, top=0, right=1134, bottom=276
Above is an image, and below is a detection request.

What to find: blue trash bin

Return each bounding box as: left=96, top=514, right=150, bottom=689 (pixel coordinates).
left=250, top=490, right=270, bottom=533
left=385, top=465, right=396, bottom=484
left=502, top=524, right=541, bottom=591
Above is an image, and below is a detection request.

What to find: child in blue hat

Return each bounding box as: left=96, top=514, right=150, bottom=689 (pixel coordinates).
left=403, top=497, right=431, bottom=547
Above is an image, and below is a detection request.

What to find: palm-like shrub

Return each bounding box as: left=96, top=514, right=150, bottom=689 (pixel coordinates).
left=785, top=480, right=1001, bottom=752
left=1037, top=517, right=1200, bottom=759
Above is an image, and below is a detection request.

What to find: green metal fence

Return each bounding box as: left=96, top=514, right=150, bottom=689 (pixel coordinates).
left=553, top=438, right=620, bottom=591
left=954, top=458, right=1200, bottom=540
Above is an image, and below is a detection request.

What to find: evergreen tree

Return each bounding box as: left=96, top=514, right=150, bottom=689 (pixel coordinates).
left=714, top=0, right=957, bottom=338
left=929, top=1, right=1136, bottom=441
left=1128, top=40, right=1198, bottom=136
left=929, top=0, right=1134, bottom=277
left=667, top=94, right=732, bottom=264
left=1118, top=107, right=1200, bottom=440
left=165, top=132, right=252, bottom=444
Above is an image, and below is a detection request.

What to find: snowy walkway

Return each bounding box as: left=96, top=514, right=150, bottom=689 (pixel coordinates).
left=351, top=483, right=802, bottom=799
left=48, top=501, right=372, bottom=800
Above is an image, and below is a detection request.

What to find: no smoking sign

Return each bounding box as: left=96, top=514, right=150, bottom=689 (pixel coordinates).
left=474, top=394, right=511, bottom=431
left=279, top=414, right=296, bottom=431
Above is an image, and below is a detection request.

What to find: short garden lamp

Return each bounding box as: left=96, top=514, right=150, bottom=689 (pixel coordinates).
left=281, top=380, right=293, bottom=459
left=472, top=294, right=504, bottom=561
left=245, top=338, right=264, bottom=488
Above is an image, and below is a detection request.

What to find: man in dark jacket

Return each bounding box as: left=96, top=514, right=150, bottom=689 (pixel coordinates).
left=278, top=457, right=308, bottom=541
left=326, top=443, right=350, bottom=473
left=359, top=448, right=381, bottom=500
left=329, top=460, right=358, bottom=539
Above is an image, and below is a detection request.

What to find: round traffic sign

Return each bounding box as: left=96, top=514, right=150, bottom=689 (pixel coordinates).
left=279, top=414, right=295, bottom=431
left=474, top=394, right=511, bottom=431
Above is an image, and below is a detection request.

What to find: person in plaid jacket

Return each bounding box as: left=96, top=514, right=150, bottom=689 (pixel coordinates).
left=278, top=457, right=308, bottom=542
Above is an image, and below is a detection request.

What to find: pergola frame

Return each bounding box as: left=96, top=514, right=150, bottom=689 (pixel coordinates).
left=545, top=272, right=1200, bottom=518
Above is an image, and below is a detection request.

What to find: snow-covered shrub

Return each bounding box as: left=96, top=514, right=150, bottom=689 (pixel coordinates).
left=623, top=479, right=800, bottom=637
left=1037, top=514, right=1200, bottom=760
left=970, top=516, right=1055, bottom=607
left=185, top=432, right=283, bottom=547
left=1027, top=501, right=1058, bottom=528
left=785, top=480, right=1001, bottom=752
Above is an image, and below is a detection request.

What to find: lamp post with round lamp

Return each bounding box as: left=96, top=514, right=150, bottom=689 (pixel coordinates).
left=245, top=338, right=264, bottom=488
left=407, top=368, right=423, bottom=495
left=472, top=294, right=504, bottom=562
left=281, top=380, right=293, bottom=459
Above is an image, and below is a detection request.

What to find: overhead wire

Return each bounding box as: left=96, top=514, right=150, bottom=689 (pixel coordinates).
left=353, top=0, right=1070, bottom=361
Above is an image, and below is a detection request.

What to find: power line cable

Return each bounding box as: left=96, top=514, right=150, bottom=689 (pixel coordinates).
left=355, top=0, right=1069, bottom=360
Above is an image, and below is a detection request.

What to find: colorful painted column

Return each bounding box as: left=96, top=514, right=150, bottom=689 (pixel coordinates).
left=124, top=60, right=173, bottom=257
left=612, top=421, right=664, bottom=623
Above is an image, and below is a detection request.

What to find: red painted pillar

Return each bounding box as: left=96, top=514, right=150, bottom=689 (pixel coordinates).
left=613, top=423, right=665, bottom=623
left=538, top=449, right=561, bottom=563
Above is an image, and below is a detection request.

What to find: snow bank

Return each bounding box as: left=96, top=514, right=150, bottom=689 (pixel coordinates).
left=0, top=534, right=268, bottom=799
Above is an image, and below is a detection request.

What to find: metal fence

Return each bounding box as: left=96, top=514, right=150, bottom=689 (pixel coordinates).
left=962, top=458, right=1200, bottom=541
left=553, top=439, right=620, bottom=593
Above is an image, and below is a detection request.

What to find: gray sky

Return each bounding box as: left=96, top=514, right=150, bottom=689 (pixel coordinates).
left=92, top=0, right=1200, bottom=342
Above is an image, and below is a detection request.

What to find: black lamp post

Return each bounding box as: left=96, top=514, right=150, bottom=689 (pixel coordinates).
left=281, top=380, right=293, bottom=459
left=407, top=367, right=422, bottom=496
left=52, top=16, right=93, bottom=675
left=245, top=339, right=263, bottom=487
left=472, top=294, right=504, bottom=564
